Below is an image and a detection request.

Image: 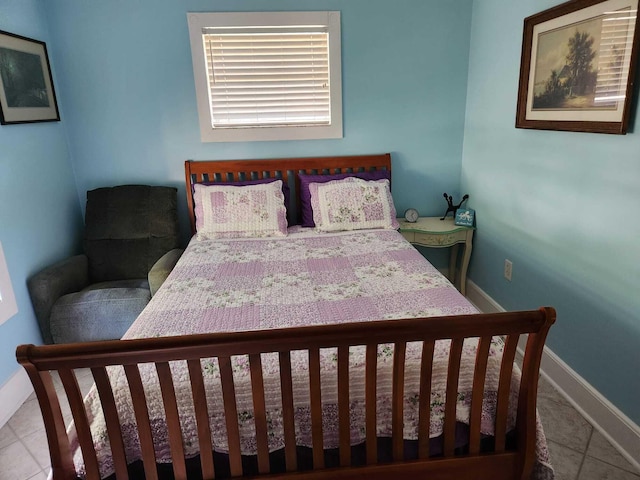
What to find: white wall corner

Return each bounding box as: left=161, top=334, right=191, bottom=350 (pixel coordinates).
left=0, top=367, right=33, bottom=428
left=466, top=279, right=640, bottom=471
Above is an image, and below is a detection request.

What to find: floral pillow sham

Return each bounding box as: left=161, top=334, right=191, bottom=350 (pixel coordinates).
left=194, top=178, right=291, bottom=228
left=309, top=177, right=399, bottom=232
left=194, top=181, right=288, bottom=239
left=298, top=170, right=390, bottom=227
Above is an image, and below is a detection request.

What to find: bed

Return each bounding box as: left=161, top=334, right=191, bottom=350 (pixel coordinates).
left=17, top=154, right=556, bottom=480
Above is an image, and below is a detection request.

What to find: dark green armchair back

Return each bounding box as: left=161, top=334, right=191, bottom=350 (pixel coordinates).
left=84, top=185, right=180, bottom=282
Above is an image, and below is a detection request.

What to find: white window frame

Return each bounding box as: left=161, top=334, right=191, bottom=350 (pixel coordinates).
left=187, top=11, right=343, bottom=143
left=0, top=242, right=18, bottom=325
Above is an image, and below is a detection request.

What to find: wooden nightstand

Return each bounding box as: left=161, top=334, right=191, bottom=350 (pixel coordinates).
left=398, top=216, right=475, bottom=295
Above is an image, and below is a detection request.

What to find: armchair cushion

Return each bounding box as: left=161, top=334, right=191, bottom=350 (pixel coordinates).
left=27, top=255, right=90, bottom=344
left=49, top=282, right=150, bottom=343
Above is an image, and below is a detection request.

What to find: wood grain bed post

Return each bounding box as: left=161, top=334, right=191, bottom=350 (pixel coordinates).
left=15, top=348, right=76, bottom=480
left=516, top=307, right=556, bottom=479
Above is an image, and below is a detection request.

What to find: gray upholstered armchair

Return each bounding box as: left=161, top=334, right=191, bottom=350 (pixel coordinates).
left=28, top=185, right=183, bottom=344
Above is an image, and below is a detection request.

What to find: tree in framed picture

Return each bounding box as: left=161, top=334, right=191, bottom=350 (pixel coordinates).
left=0, top=29, right=59, bottom=125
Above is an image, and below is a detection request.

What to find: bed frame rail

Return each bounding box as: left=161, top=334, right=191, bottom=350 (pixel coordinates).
left=17, top=307, right=555, bottom=480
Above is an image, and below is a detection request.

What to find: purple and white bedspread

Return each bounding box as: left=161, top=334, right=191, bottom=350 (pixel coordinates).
left=70, top=228, right=553, bottom=479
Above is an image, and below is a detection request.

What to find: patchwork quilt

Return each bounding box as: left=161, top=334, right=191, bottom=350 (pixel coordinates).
left=69, top=228, right=553, bottom=479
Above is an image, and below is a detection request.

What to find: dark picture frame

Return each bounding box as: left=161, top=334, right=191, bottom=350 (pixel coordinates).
left=516, top=0, right=640, bottom=134
left=0, top=30, right=59, bottom=125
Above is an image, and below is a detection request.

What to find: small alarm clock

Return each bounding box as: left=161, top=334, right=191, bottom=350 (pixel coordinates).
left=404, top=208, right=419, bottom=223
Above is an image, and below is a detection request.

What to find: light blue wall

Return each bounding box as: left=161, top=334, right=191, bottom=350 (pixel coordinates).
left=462, top=0, right=640, bottom=424
left=5, top=0, right=638, bottom=427
left=0, top=0, right=82, bottom=386
left=43, top=0, right=474, bottom=241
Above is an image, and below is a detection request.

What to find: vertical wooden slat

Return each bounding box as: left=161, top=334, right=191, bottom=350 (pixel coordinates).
left=308, top=348, right=324, bottom=469
left=418, top=341, right=435, bottom=459
left=155, top=362, right=187, bottom=480
left=468, top=336, right=492, bottom=455
left=58, top=369, right=100, bottom=479
left=218, top=356, right=243, bottom=477
left=337, top=346, right=351, bottom=467
left=278, top=352, right=297, bottom=472
left=443, top=338, right=464, bottom=456
left=187, top=359, right=215, bottom=480
left=123, top=364, right=158, bottom=480
left=365, top=344, right=378, bottom=465
left=495, top=334, right=519, bottom=453
left=249, top=354, right=270, bottom=474
left=391, top=342, right=406, bottom=461
left=91, top=367, right=129, bottom=480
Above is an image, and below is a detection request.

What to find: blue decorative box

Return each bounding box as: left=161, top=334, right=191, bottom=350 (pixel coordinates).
left=455, top=208, right=475, bottom=227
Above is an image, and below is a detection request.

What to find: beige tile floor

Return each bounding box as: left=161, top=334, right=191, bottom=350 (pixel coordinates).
left=0, top=368, right=638, bottom=480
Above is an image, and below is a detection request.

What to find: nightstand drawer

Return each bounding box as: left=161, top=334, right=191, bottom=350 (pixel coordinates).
left=400, top=231, right=415, bottom=243
left=413, top=230, right=466, bottom=247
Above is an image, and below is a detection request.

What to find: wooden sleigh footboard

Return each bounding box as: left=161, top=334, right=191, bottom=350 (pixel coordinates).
left=16, top=308, right=555, bottom=480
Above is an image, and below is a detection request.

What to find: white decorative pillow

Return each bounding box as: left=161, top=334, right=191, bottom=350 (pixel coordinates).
left=194, top=181, right=287, bottom=239
left=309, top=177, right=399, bottom=232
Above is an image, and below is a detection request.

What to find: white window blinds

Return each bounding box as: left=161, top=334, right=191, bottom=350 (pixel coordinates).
left=593, top=8, right=637, bottom=105
left=203, top=26, right=331, bottom=129
left=188, top=11, right=342, bottom=142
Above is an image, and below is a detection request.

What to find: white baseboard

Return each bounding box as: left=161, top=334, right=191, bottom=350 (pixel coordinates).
left=466, top=279, right=640, bottom=472
left=0, top=367, right=34, bottom=428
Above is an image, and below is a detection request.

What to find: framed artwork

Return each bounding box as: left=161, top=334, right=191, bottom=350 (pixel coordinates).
left=0, top=30, right=59, bottom=125
left=516, top=0, right=640, bottom=134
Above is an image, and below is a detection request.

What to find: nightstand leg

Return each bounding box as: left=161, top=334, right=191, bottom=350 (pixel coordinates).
left=459, top=243, right=473, bottom=296
left=449, top=244, right=460, bottom=286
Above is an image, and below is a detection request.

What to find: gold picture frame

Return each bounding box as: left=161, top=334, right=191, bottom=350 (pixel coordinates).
left=516, top=0, right=640, bottom=134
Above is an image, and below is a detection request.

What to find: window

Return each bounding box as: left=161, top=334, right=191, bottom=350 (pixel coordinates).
left=187, top=11, right=342, bottom=142
left=0, top=242, right=18, bottom=325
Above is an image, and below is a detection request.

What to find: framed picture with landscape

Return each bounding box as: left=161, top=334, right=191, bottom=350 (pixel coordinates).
left=516, top=0, right=640, bottom=134
left=0, top=30, right=59, bottom=125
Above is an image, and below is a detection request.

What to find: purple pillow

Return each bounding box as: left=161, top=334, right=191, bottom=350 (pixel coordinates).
left=299, top=170, right=391, bottom=227
left=194, top=178, right=291, bottom=227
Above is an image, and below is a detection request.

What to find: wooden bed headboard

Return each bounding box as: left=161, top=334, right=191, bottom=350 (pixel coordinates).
left=184, top=153, right=392, bottom=235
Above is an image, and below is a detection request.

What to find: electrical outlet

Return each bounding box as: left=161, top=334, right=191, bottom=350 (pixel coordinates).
left=504, top=259, right=512, bottom=281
